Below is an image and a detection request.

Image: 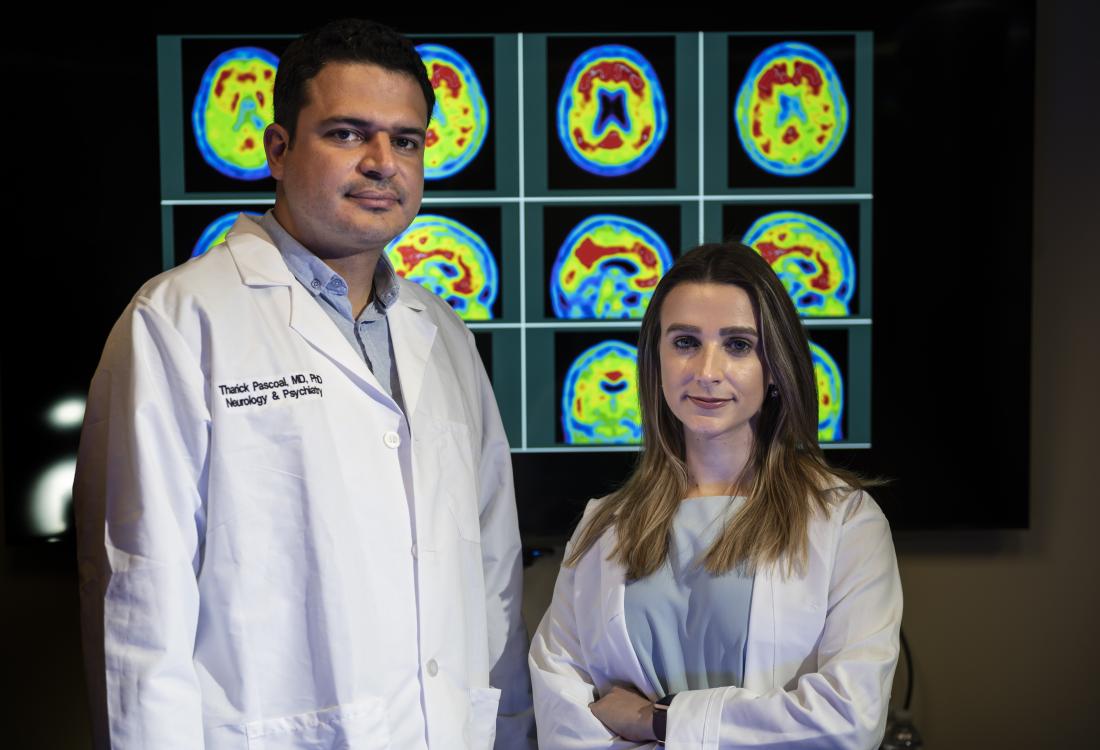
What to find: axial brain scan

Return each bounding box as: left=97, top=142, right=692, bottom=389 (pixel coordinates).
left=734, top=41, right=848, bottom=177
left=556, top=44, right=668, bottom=177
left=192, top=47, right=278, bottom=180
left=416, top=44, right=489, bottom=180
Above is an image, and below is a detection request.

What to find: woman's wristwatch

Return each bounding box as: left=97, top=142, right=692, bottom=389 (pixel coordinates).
left=652, top=693, right=676, bottom=743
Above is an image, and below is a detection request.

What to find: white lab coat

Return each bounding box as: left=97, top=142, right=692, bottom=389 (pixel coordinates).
left=75, top=216, right=533, bottom=750
left=529, top=491, right=902, bottom=750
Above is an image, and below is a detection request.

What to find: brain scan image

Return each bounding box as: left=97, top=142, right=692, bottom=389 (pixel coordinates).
left=561, top=340, right=641, bottom=444
left=416, top=44, right=489, bottom=180
left=192, top=211, right=264, bottom=258
left=550, top=214, right=673, bottom=320
left=556, top=45, right=669, bottom=177
left=742, top=210, right=855, bottom=316
left=810, top=341, right=844, bottom=442
left=386, top=215, right=498, bottom=320
left=192, top=47, right=278, bottom=181
left=734, top=41, right=848, bottom=177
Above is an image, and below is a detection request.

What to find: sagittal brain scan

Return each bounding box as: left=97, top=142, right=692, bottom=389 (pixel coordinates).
left=386, top=215, right=498, bottom=320
left=810, top=341, right=844, bottom=441
left=416, top=44, right=489, bottom=180
left=556, top=45, right=668, bottom=177
left=192, top=47, right=278, bottom=180
left=742, top=210, right=854, bottom=316
left=734, top=41, right=848, bottom=177
left=192, top=211, right=264, bottom=258
left=561, top=340, right=641, bottom=445
left=551, top=214, right=673, bottom=319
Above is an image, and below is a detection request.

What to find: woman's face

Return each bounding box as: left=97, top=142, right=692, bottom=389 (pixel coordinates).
left=658, top=282, right=768, bottom=443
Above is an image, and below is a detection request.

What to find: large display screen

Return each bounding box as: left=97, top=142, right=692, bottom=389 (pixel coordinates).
left=157, top=31, right=874, bottom=453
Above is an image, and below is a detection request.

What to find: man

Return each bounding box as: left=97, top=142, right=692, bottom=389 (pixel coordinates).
left=75, top=19, right=533, bottom=749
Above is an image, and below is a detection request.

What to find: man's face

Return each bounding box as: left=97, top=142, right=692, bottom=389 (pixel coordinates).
left=265, top=62, right=427, bottom=260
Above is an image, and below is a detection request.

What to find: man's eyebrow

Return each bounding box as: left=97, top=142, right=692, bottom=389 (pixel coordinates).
left=317, top=116, right=426, bottom=138
left=665, top=323, right=759, bottom=336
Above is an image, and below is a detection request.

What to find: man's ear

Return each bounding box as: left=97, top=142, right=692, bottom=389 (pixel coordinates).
left=264, top=123, right=291, bottom=180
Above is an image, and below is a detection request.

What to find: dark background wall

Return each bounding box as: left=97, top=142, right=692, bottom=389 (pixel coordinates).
left=2, top=1, right=1097, bottom=745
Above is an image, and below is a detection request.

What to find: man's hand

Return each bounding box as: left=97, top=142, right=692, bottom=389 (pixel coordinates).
left=589, top=685, right=658, bottom=742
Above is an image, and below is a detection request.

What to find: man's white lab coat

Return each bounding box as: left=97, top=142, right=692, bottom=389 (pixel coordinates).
left=529, top=491, right=902, bottom=750
left=75, top=216, right=532, bottom=749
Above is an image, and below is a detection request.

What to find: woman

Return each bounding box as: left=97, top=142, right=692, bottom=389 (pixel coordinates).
left=529, top=243, right=902, bottom=749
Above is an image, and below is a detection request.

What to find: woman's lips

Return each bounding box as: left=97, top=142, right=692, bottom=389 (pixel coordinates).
left=687, top=395, right=731, bottom=409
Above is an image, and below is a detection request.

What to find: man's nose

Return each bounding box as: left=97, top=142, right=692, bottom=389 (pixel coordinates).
left=358, top=133, right=397, bottom=179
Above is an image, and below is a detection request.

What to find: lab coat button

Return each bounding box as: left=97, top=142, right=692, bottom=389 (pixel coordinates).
left=426, top=659, right=438, bottom=677
left=383, top=431, right=401, bottom=449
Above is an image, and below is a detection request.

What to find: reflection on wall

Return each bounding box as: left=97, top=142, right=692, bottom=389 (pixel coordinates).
left=743, top=210, right=854, bottom=316
left=561, top=340, right=641, bottom=444
left=810, top=341, right=844, bottom=441
left=734, top=41, right=848, bottom=176
left=417, top=44, right=490, bottom=180
left=551, top=214, right=673, bottom=320
left=557, top=45, right=668, bottom=177
left=26, top=395, right=85, bottom=537
left=192, top=47, right=279, bottom=181
left=386, top=214, right=498, bottom=320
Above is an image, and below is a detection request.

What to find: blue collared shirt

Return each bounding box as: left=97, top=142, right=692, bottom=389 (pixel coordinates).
left=259, top=210, right=405, bottom=412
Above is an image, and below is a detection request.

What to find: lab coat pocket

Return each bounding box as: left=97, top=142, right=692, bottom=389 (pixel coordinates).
left=465, top=686, right=501, bottom=749
left=417, top=415, right=481, bottom=542
left=244, top=697, right=391, bottom=750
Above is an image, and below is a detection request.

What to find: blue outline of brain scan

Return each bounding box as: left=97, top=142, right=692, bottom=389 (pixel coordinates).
left=385, top=215, right=499, bottom=320
left=743, top=210, right=855, bottom=316
left=415, top=44, right=490, bottom=181
left=192, top=211, right=264, bottom=258
left=192, top=46, right=279, bottom=181
left=556, top=44, right=669, bottom=177
left=550, top=214, right=674, bottom=320
left=810, top=341, right=844, bottom=442
left=561, top=340, right=641, bottom=445
left=734, top=41, right=849, bottom=177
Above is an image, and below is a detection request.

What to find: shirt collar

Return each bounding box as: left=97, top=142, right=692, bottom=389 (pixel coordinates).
left=258, top=210, right=401, bottom=313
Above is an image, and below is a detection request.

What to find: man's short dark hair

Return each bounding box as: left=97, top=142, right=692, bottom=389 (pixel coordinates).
left=274, top=18, right=435, bottom=140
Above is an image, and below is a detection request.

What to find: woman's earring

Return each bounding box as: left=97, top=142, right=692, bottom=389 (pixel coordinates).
left=767, top=384, right=779, bottom=399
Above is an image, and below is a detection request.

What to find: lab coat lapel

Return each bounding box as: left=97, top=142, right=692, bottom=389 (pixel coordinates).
left=225, top=217, right=382, bottom=396
left=596, top=529, right=657, bottom=698
left=387, top=295, right=437, bottom=421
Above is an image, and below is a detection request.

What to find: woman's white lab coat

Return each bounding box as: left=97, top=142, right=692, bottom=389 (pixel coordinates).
left=75, top=216, right=532, bottom=749
left=529, top=491, right=902, bottom=750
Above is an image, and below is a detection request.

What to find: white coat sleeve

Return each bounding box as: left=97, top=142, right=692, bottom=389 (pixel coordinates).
left=528, top=518, right=657, bottom=750
left=663, top=494, right=903, bottom=750
left=468, top=336, right=537, bottom=749
left=75, top=298, right=210, bottom=750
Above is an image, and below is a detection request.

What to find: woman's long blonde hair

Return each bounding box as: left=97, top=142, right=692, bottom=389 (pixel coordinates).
left=564, top=243, right=868, bottom=579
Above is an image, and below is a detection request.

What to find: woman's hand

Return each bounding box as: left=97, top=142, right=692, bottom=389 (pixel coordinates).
left=589, top=685, right=658, bottom=742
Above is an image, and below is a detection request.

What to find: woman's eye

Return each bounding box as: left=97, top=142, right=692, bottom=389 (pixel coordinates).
left=727, top=338, right=753, bottom=353
left=673, top=336, right=698, bottom=350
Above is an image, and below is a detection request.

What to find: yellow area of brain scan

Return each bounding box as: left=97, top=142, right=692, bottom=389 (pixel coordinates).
left=202, top=57, right=276, bottom=172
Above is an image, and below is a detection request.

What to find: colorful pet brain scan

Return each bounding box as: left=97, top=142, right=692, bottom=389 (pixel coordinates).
left=810, top=341, right=844, bottom=441
left=742, top=210, right=855, bottom=316
left=416, top=44, right=489, bottom=180
left=561, top=341, right=641, bottom=444
left=192, top=47, right=278, bottom=180
left=557, top=45, right=669, bottom=177
left=192, top=211, right=264, bottom=258
left=734, top=41, right=848, bottom=176
left=386, top=215, right=498, bottom=320
left=551, top=214, right=673, bottom=319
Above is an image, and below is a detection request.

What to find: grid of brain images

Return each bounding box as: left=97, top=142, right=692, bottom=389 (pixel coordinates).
left=166, top=30, right=867, bottom=450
